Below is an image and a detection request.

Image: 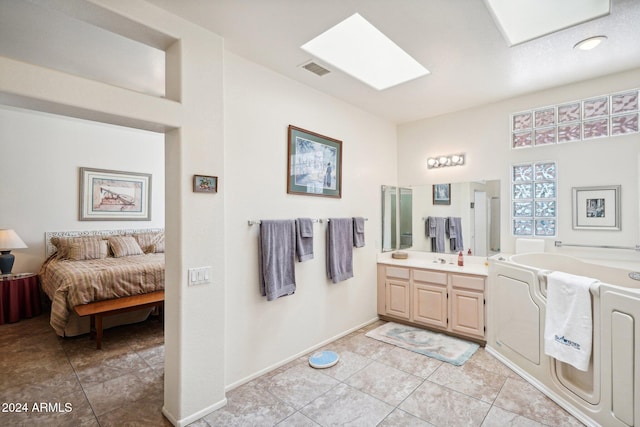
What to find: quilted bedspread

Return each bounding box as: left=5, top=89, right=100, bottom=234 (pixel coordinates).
left=39, top=253, right=165, bottom=336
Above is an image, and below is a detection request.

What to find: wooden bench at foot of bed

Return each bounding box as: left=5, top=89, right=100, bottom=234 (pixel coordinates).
left=74, top=290, right=164, bottom=349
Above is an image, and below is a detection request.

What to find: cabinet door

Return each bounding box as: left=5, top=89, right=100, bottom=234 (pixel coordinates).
left=413, top=282, right=448, bottom=329
left=385, top=279, right=410, bottom=320
left=450, top=288, right=485, bottom=338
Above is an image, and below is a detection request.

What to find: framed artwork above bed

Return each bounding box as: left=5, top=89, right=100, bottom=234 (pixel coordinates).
left=79, top=167, right=152, bottom=221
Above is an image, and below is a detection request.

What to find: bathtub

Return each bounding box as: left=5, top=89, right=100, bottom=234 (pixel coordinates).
left=487, top=253, right=640, bottom=427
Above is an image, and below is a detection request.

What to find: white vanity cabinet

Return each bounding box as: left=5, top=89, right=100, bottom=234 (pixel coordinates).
left=449, top=274, right=485, bottom=339
left=377, top=262, right=487, bottom=342
left=412, top=269, right=448, bottom=329
left=383, top=266, right=411, bottom=320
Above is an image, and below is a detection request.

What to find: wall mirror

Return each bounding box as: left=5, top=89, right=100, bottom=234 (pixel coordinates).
left=382, top=180, right=500, bottom=256
left=381, top=186, right=412, bottom=252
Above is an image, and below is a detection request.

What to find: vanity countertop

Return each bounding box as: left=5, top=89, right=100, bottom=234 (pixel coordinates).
left=377, top=251, right=489, bottom=276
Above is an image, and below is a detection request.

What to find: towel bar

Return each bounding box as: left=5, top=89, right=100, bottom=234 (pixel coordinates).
left=554, top=241, right=640, bottom=251
left=248, top=218, right=368, bottom=226
left=248, top=219, right=322, bottom=226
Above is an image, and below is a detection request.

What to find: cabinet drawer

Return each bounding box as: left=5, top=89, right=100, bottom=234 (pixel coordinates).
left=386, top=267, right=410, bottom=280
left=413, top=269, right=447, bottom=285
left=450, top=274, right=485, bottom=291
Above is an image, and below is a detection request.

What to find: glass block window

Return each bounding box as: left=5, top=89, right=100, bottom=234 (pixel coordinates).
left=512, top=161, right=557, bottom=237
left=511, top=89, right=639, bottom=148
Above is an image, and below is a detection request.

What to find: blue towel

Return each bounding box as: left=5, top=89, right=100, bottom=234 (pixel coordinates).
left=353, top=217, right=365, bottom=248
left=295, top=218, right=314, bottom=262
left=326, top=218, right=354, bottom=283
left=258, top=220, right=296, bottom=301
left=447, top=217, right=464, bottom=251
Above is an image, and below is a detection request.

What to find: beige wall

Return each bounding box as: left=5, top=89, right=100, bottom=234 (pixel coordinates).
left=224, top=52, right=398, bottom=387
left=398, top=68, right=640, bottom=255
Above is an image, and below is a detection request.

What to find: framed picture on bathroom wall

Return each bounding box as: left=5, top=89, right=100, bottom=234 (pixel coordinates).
left=432, top=183, right=451, bottom=205
left=287, top=125, right=342, bottom=198
left=572, top=185, right=621, bottom=230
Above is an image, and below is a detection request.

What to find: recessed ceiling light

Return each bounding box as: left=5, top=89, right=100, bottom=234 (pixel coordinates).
left=301, top=13, right=429, bottom=91
left=484, top=0, right=610, bottom=46
left=574, top=35, right=608, bottom=50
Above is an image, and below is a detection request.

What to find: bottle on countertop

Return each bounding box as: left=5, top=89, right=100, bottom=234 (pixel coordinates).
left=467, top=248, right=472, bottom=256
left=458, top=250, right=464, bottom=266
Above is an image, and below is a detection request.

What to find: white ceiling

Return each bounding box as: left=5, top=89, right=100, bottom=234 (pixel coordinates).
left=2, top=0, right=639, bottom=125
left=146, top=0, right=640, bottom=123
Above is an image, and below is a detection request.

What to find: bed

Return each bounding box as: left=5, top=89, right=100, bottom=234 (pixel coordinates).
left=39, top=228, right=165, bottom=337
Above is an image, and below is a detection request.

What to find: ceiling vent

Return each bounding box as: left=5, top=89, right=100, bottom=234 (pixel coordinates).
left=301, top=61, right=331, bottom=76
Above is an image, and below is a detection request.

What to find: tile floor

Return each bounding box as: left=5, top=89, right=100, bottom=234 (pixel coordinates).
left=0, top=315, right=583, bottom=426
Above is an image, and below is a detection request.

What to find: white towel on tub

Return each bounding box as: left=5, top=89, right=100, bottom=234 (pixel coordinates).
left=544, top=271, right=599, bottom=371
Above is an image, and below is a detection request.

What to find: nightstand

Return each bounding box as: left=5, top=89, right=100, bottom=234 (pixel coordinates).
left=0, top=273, right=42, bottom=324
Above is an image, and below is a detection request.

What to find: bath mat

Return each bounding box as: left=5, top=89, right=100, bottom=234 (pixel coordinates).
left=365, top=322, right=479, bottom=366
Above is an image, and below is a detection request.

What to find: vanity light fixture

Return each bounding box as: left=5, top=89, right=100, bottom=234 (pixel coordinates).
left=573, top=35, right=607, bottom=51
left=427, top=153, right=465, bottom=169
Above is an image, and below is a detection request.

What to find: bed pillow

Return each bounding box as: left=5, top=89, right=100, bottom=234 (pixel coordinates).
left=108, top=236, right=144, bottom=257
left=68, top=239, right=109, bottom=261
left=133, top=232, right=165, bottom=254
left=51, top=236, right=106, bottom=259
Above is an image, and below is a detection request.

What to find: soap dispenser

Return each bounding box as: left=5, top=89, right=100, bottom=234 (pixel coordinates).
left=457, top=251, right=464, bottom=266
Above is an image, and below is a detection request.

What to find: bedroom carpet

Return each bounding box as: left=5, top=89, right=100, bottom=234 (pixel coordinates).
left=0, top=316, right=584, bottom=426
left=365, top=322, right=479, bottom=366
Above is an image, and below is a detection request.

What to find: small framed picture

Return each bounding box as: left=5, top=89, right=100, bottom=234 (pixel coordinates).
left=193, top=175, right=218, bottom=193
left=572, top=185, right=620, bottom=230
left=433, top=183, right=451, bottom=205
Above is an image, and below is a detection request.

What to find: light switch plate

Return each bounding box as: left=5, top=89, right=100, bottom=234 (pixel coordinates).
left=188, top=267, right=211, bottom=285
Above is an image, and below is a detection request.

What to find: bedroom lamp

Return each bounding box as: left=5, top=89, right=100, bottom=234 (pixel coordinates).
left=0, top=229, right=28, bottom=274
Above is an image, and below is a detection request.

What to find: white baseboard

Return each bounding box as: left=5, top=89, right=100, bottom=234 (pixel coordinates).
left=225, top=316, right=380, bottom=391
left=162, top=398, right=228, bottom=427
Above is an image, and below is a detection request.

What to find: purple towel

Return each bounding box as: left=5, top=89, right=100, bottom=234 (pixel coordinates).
left=326, top=218, right=354, bottom=283
left=426, top=216, right=446, bottom=253
left=447, top=217, right=464, bottom=251
left=353, top=217, right=365, bottom=248
left=258, top=220, right=296, bottom=301
left=295, top=218, right=314, bottom=262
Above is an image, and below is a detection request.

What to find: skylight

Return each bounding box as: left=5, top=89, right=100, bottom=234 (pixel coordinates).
left=301, top=13, right=430, bottom=91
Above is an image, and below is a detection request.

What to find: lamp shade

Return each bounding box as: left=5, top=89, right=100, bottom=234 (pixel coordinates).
left=0, top=229, right=27, bottom=251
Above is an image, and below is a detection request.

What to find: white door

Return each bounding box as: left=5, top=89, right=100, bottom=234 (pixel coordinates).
left=473, top=191, right=487, bottom=256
